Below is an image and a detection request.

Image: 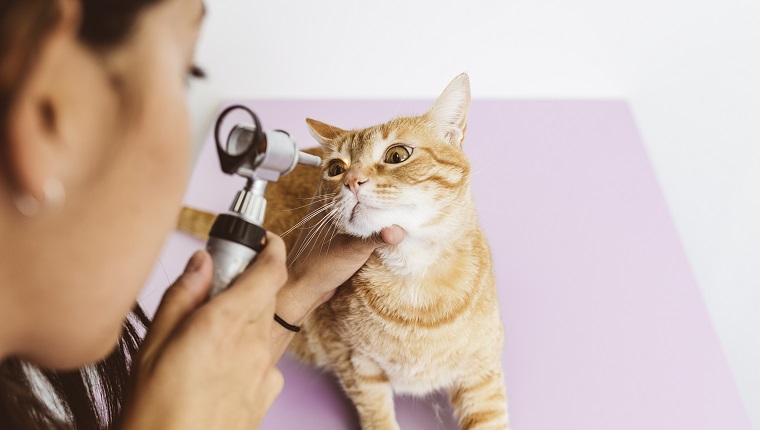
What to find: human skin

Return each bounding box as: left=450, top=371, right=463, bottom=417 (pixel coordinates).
left=0, top=0, right=402, bottom=428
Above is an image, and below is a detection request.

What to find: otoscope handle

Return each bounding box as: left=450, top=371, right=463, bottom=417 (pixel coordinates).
left=206, top=214, right=267, bottom=297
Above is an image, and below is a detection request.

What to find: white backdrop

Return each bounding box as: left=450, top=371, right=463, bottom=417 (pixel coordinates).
left=187, top=1, right=760, bottom=427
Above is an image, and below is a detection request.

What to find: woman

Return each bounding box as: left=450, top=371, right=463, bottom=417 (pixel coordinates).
left=0, top=0, right=404, bottom=428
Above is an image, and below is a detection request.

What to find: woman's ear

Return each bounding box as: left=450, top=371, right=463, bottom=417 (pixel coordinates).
left=306, top=118, right=346, bottom=148
left=426, top=73, right=471, bottom=146
left=5, top=0, right=81, bottom=203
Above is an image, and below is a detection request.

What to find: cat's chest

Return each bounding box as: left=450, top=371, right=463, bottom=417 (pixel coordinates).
left=375, top=237, right=458, bottom=278
left=352, top=322, right=474, bottom=394
left=347, top=250, right=485, bottom=320
left=335, top=273, right=486, bottom=357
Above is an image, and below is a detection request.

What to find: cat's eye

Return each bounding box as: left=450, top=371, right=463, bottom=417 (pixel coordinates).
left=328, top=159, right=348, bottom=177
left=384, top=145, right=413, bottom=164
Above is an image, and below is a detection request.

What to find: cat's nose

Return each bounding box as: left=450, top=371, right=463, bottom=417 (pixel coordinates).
left=345, top=176, right=369, bottom=196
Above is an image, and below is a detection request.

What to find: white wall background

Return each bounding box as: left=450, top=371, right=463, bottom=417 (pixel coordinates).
left=188, top=1, right=760, bottom=427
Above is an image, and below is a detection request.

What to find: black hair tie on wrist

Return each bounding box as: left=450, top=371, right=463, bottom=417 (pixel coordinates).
left=274, top=314, right=301, bottom=333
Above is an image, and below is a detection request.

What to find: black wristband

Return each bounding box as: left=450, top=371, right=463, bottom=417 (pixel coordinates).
left=274, top=314, right=301, bottom=333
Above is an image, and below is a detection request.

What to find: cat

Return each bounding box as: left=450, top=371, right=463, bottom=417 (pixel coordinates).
left=178, top=74, right=509, bottom=430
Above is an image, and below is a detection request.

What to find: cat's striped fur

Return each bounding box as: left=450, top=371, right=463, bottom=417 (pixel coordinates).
left=177, top=74, right=508, bottom=429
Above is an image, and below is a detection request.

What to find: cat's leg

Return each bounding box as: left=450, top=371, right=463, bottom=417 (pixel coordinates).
left=450, top=368, right=509, bottom=430
left=333, top=351, right=399, bottom=430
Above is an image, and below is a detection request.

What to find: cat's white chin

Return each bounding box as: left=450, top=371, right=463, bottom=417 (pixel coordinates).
left=343, top=207, right=383, bottom=238
left=342, top=204, right=399, bottom=238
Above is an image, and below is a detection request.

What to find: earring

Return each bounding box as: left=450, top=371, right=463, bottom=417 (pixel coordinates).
left=14, top=178, right=66, bottom=217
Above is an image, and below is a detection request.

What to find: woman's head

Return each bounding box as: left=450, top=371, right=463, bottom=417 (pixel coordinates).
left=0, top=0, right=204, bottom=369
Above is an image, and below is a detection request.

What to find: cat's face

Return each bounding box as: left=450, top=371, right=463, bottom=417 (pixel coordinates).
left=308, top=74, right=472, bottom=238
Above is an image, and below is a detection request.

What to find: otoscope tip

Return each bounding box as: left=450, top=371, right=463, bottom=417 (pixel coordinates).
left=298, top=151, right=322, bottom=168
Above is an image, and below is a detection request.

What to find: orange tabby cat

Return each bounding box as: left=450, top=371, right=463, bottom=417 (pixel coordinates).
left=178, top=74, right=508, bottom=430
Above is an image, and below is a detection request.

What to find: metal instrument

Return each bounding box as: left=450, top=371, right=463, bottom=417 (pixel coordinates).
left=207, top=105, right=321, bottom=297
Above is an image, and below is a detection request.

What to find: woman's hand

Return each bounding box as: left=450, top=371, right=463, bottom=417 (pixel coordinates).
left=284, top=225, right=405, bottom=315
left=122, top=233, right=288, bottom=430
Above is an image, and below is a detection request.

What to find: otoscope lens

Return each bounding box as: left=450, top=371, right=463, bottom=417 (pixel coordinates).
left=227, top=125, right=257, bottom=156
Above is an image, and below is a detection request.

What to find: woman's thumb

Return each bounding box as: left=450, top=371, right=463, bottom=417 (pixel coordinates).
left=376, top=225, right=405, bottom=246
left=140, top=251, right=212, bottom=360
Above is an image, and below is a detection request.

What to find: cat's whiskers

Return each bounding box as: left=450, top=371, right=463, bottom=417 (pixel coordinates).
left=280, top=201, right=336, bottom=237
left=317, top=218, right=339, bottom=258
left=289, top=206, right=341, bottom=266
left=314, top=207, right=345, bottom=262
left=470, top=159, right=497, bottom=176
left=302, top=209, right=341, bottom=263
left=277, top=194, right=336, bottom=212
left=306, top=191, right=337, bottom=201
left=321, top=224, right=341, bottom=260
left=293, top=190, right=337, bottom=201
left=306, top=211, right=338, bottom=258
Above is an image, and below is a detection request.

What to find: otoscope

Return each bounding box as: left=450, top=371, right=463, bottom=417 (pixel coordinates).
left=207, top=105, right=322, bottom=297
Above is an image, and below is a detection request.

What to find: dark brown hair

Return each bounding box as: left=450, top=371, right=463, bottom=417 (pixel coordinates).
left=0, top=1, right=163, bottom=428
left=0, top=307, right=150, bottom=429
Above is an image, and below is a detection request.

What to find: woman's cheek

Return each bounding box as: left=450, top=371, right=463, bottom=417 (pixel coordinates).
left=140, top=69, right=193, bottom=200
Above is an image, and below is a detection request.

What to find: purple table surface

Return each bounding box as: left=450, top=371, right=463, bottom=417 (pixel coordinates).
left=140, top=100, right=752, bottom=430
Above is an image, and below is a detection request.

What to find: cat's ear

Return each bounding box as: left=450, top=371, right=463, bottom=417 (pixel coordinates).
left=426, top=73, right=471, bottom=146
left=306, top=118, right=346, bottom=147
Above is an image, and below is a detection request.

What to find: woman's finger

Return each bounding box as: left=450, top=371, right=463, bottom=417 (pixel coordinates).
left=263, top=367, right=284, bottom=404
left=379, top=225, right=405, bottom=246
left=140, top=251, right=212, bottom=361
left=314, top=224, right=406, bottom=268
left=250, top=367, right=285, bottom=428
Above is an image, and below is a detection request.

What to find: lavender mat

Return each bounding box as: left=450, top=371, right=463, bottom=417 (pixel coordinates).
left=140, top=100, right=751, bottom=430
